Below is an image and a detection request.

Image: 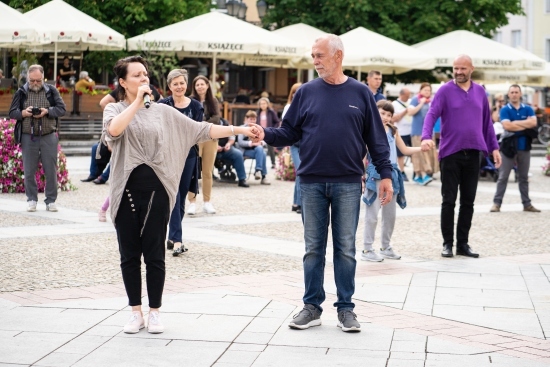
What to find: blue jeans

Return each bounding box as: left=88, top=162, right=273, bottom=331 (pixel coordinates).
left=217, top=146, right=246, bottom=180
left=243, top=146, right=267, bottom=176
left=300, top=182, right=361, bottom=312
left=90, top=143, right=110, bottom=181
left=290, top=145, right=301, bottom=206
left=168, top=156, right=197, bottom=243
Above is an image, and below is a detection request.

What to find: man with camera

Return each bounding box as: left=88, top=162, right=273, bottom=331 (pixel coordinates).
left=9, top=64, right=66, bottom=212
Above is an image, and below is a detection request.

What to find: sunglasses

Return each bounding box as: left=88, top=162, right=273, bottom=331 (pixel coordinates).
left=29, top=79, right=43, bottom=83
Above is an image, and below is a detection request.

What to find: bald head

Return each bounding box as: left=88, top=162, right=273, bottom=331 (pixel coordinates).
left=399, top=88, right=411, bottom=101
left=453, top=54, right=474, bottom=85
left=454, top=54, right=473, bottom=66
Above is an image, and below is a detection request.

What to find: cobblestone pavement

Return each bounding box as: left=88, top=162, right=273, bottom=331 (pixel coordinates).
left=1, top=156, right=550, bottom=367
left=2, top=156, right=549, bottom=290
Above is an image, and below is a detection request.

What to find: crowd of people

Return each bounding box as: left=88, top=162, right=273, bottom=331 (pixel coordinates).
left=6, top=34, right=544, bottom=336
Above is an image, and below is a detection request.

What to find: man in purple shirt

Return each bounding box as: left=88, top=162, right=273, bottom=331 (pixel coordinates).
left=421, top=55, right=501, bottom=258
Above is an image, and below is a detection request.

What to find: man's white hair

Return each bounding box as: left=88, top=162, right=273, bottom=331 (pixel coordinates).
left=79, top=71, right=89, bottom=79
left=315, top=34, right=344, bottom=55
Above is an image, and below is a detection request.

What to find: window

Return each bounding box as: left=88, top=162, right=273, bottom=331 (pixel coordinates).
left=512, top=30, right=521, bottom=48
left=493, top=31, right=502, bottom=43
left=546, top=0, right=550, bottom=13
left=546, top=39, right=550, bottom=61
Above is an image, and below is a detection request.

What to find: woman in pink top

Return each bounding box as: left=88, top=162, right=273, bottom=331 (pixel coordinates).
left=256, top=97, right=280, bottom=168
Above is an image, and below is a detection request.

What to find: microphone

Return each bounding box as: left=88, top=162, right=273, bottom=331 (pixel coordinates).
left=141, top=84, right=151, bottom=109
left=144, top=94, right=151, bottom=109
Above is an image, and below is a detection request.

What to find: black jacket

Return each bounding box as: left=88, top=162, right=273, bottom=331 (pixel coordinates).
left=9, top=83, right=66, bottom=134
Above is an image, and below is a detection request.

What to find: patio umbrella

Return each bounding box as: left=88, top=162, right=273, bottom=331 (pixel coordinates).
left=340, top=27, right=435, bottom=78
left=271, top=23, right=328, bottom=69
left=127, top=11, right=305, bottom=90
left=413, top=30, right=546, bottom=70
left=0, top=2, right=50, bottom=48
left=23, top=0, right=125, bottom=81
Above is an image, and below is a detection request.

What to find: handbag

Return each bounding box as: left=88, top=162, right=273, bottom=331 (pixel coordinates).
left=499, top=135, right=517, bottom=158
left=14, top=120, right=23, bottom=145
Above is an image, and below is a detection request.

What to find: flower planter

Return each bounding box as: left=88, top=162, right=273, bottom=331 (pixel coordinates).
left=79, top=94, right=104, bottom=114
left=0, top=93, right=14, bottom=117
left=60, top=93, right=73, bottom=112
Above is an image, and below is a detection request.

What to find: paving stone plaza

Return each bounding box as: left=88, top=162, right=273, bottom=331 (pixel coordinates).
left=1, top=155, right=550, bottom=366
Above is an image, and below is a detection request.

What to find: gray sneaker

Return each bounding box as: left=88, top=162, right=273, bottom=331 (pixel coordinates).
left=46, top=203, right=58, bottom=212
left=337, top=310, right=361, bottom=332
left=27, top=200, right=37, bottom=212
left=380, top=247, right=401, bottom=260
left=289, top=304, right=321, bottom=330
left=361, top=249, right=384, bottom=262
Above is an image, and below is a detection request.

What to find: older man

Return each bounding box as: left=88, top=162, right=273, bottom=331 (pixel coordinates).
left=253, top=35, right=392, bottom=332
left=366, top=70, right=385, bottom=101
left=421, top=55, right=500, bottom=258
left=9, top=65, right=66, bottom=212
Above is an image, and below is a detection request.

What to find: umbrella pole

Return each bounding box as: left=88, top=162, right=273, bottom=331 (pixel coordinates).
left=211, top=52, right=217, bottom=96
left=2, top=49, right=7, bottom=79
left=79, top=52, right=83, bottom=75
left=53, top=42, right=58, bottom=83
left=357, top=66, right=361, bottom=81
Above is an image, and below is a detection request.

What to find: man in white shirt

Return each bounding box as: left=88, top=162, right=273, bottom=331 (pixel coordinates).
left=391, top=88, right=412, bottom=181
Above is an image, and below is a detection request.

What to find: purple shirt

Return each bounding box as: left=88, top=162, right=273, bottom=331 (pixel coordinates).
left=422, top=80, right=499, bottom=160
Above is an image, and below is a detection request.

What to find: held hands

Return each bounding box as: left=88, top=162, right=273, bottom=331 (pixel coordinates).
left=421, top=139, right=435, bottom=152
left=242, top=125, right=261, bottom=140
left=248, top=123, right=265, bottom=143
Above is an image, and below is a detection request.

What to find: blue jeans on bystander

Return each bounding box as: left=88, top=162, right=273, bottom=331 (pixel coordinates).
left=243, top=146, right=268, bottom=176
left=217, top=146, right=246, bottom=180
left=300, top=182, right=361, bottom=313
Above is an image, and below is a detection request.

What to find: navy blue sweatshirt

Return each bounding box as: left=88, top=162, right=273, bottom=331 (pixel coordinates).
left=263, top=77, right=392, bottom=183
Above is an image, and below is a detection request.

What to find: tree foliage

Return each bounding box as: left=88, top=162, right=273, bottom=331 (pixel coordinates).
left=261, top=0, right=523, bottom=82
left=2, top=0, right=211, bottom=38
left=262, top=0, right=523, bottom=44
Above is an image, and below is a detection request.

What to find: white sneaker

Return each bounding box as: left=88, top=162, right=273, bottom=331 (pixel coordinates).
left=123, top=311, right=144, bottom=334
left=46, top=203, right=58, bottom=212
left=147, top=311, right=164, bottom=334
left=27, top=200, right=37, bottom=212
left=361, top=249, right=384, bottom=262
left=380, top=247, right=401, bottom=260
left=254, top=170, right=262, bottom=180
left=203, top=202, right=216, bottom=214
left=187, top=203, right=196, bottom=215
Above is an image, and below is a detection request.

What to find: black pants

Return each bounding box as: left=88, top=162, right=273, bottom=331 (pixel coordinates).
left=115, top=187, right=169, bottom=308
left=440, top=150, right=481, bottom=247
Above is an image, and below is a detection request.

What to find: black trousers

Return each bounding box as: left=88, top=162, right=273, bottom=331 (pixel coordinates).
left=440, top=150, right=481, bottom=247
left=115, top=187, right=169, bottom=308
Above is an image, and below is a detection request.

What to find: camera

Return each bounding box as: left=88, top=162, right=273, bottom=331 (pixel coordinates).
left=31, top=107, right=41, bottom=116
